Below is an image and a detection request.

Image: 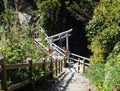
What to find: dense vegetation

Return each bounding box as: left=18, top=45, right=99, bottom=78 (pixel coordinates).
left=0, top=0, right=47, bottom=85
left=86, top=0, right=120, bottom=91
left=0, top=0, right=120, bottom=91
left=34, top=0, right=97, bottom=56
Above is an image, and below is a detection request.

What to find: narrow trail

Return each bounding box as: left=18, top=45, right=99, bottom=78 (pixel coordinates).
left=51, top=63, right=97, bottom=91
left=35, top=62, right=98, bottom=91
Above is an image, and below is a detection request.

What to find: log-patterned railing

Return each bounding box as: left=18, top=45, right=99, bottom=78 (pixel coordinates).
left=0, top=27, right=92, bottom=91
left=0, top=56, right=64, bottom=91
left=38, top=27, right=91, bottom=73
left=70, top=53, right=90, bottom=73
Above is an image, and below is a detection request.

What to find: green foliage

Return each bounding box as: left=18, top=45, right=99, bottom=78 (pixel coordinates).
left=0, top=6, right=47, bottom=63
left=7, top=69, right=29, bottom=85
left=86, top=62, right=105, bottom=90
left=68, top=1, right=95, bottom=23
left=86, top=1, right=120, bottom=62
left=65, top=0, right=70, bottom=6
left=0, top=8, right=16, bottom=34
left=86, top=1, right=120, bottom=91
left=32, top=67, right=44, bottom=81
left=37, top=0, right=61, bottom=35
left=2, top=40, right=26, bottom=63
left=86, top=52, right=120, bottom=91
left=104, top=42, right=120, bottom=91
left=0, top=4, right=48, bottom=85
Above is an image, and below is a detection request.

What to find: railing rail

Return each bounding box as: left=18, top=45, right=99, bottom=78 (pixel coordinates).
left=0, top=27, right=92, bottom=91
left=69, top=53, right=90, bottom=73
left=38, top=27, right=66, bottom=56
left=0, top=56, right=65, bottom=91
left=70, top=53, right=91, bottom=61
left=70, top=53, right=90, bottom=66
left=34, top=38, right=49, bottom=54
left=38, top=27, right=91, bottom=73
left=52, top=43, right=65, bottom=56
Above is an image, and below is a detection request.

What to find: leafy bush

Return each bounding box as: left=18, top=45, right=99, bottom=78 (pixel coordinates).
left=86, top=1, right=120, bottom=62
left=104, top=42, right=120, bottom=91
left=36, top=0, right=61, bottom=35
left=68, top=1, right=95, bottom=23
left=32, top=67, right=44, bottom=81
left=0, top=6, right=47, bottom=63
left=86, top=62, right=105, bottom=90
left=7, top=69, right=29, bottom=86
left=86, top=1, right=120, bottom=91
left=0, top=2, right=48, bottom=85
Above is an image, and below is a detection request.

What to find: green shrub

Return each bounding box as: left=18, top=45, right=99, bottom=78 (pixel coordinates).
left=103, top=42, right=120, bottom=91
left=86, top=1, right=120, bottom=62
left=37, top=0, right=61, bottom=35
left=86, top=42, right=120, bottom=91
left=0, top=3, right=48, bottom=85
left=86, top=62, right=105, bottom=90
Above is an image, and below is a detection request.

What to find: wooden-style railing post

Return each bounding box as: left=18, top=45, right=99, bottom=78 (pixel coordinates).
left=58, top=59, right=61, bottom=74
left=61, top=59, right=63, bottom=72
left=114, top=86, right=120, bottom=91
left=55, top=60, right=58, bottom=76
left=83, top=59, right=85, bottom=73
left=27, top=58, right=32, bottom=78
left=0, top=55, right=8, bottom=91
left=42, top=58, right=46, bottom=75
left=64, top=57, right=67, bottom=67
left=50, top=56, right=53, bottom=78
left=67, top=51, right=70, bottom=62
left=78, top=58, right=80, bottom=73
left=27, top=58, right=35, bottom=91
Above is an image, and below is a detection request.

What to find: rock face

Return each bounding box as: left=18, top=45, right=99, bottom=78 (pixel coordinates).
left=18, top=12, right=31, bottom=24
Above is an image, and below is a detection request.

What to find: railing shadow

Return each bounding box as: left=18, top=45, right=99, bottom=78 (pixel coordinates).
left=68, top=63, right=77, bottom=73
left=51, top=72, right=75, bottom=91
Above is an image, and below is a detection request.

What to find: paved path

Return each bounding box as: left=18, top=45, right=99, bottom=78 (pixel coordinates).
left=51, top=63, right=97, bottom=91
left=35, top=62, right=98, bottom=91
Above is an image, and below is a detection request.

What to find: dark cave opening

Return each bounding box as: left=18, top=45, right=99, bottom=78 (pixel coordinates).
left=54, top=13, right=92, bottom=57
left=65, top=14, right=92, bottom=57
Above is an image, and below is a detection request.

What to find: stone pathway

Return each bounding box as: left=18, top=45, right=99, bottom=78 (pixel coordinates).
left=35, top=62, right=98, bottom=91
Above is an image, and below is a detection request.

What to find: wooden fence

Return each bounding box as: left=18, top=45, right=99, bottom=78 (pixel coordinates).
left=70, top=53, right=90, bottom=73
left=0, top=55, right=64, bottom=91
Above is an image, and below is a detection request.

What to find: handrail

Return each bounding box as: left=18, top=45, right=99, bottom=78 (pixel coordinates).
left=39, top=27, right=90, bottom=67
left=39, top=27, right=67, bottom=57
left=6, top=61, right=59, bottom=70
left=70, top=53, right=91, bottom=61
left=52, top=43, right=64, bottom=52
left=0, top=56, right=64, bottom=91
left=39, top=27, right=50, bottom=43
left=40, top=27, right=49, bottom=38
left=6, top=63, right=29, bottom=70
left=34, top=38, right=49, bottom=54
left=8, top=80, right=31, bottom=91
left=70, top=53, right=90, bottom=66
left=38, top=27, right=91, bottom=72
left=52, top=43, right=65, bottom=56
